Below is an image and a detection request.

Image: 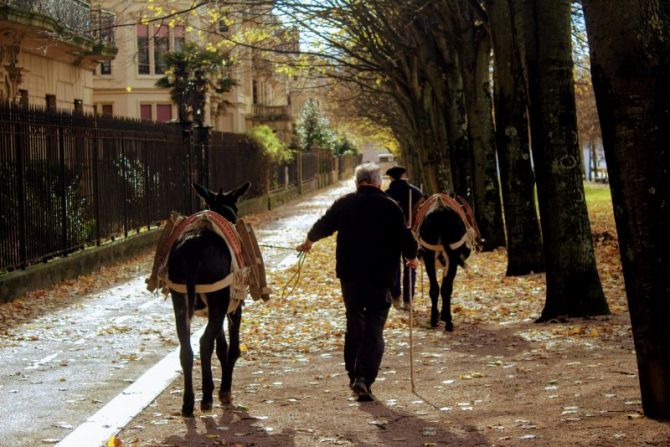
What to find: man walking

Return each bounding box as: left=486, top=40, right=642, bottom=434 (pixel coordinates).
left=385, top=165, right=426, bottom=309
left=297, top=163, right=418, bottom=401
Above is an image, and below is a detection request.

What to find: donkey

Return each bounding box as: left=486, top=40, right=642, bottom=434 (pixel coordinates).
left=167, top=182, right=250, bottom=417
left=415, top=196, right=480, bottom=331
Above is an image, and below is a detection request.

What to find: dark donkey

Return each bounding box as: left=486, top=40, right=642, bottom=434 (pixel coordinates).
left=414, top=195, right=481, bottom=331
left=167, top=182, right=250, bottom=416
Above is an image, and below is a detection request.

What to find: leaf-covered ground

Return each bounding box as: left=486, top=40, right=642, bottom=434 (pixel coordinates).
left=114, top=186, right=670, bottom=447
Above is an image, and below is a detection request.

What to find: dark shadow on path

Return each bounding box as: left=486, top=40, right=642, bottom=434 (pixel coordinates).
left=346, top=400, right=492, bottom=447
left=163, top=407, right=296, bottom=447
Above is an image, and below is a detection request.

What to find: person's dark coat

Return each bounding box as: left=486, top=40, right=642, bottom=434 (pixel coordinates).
left=307, top=185, right=417, bottom=288
left=385, top=179, right=425, bottom=224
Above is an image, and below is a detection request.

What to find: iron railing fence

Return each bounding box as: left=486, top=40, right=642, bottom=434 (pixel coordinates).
left=0, top=103, right=362, bottom=273
left=89, top=9, right=116, bottom=46
left=209, top=131, right=269, bottom=198
left=300, top=152, right=318, bottom=182
left=1, top=0, right=116, bottom=45
left=339, top=153, right=362, bottom=178
left=269, top=159, right=298, bottom=193
left=0, top=104, right=188, bottom=271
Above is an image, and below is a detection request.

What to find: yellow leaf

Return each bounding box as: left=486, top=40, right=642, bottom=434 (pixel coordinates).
left=107, top=435, right=122, bottom=447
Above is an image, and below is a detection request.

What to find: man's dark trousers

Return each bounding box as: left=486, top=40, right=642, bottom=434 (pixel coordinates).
left=341, top=280, right=391, bottom=387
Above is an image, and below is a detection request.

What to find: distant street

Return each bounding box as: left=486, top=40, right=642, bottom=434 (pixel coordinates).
left=0, top=180, right=354, bottom=447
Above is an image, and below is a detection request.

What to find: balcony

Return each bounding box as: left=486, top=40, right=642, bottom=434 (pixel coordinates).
left=0, top=0, right=116, bottom=60
left=251, top=104, right=291, bottom=122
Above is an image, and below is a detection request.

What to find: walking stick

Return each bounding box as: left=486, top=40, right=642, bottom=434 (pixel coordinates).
left=408, top=188, right=416, bottom=393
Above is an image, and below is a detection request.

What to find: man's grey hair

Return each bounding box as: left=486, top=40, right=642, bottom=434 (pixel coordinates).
left=355, top=162, right=382, bottom=187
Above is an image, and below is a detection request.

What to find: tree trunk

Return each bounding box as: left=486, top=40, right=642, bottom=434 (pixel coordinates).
left=455, top=2, right=506, bottom=251
left=582, top=0, right=670, bottom=420
left=487, top=0, right=545, bottom=275
left=512, top=0, right=609, bottom=319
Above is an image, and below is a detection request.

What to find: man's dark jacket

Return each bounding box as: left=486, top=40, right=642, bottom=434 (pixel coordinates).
left=386, top=179, right=425, bottom=224
left=307, top=185, right=418, bottom=288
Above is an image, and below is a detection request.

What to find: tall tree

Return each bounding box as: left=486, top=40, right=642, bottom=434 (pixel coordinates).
left=511, top=0, right=609, bottom=319
left=449, top=0, right=506, bottom=251
left=296, top=98, right=334, bottom=152
left=582, top=0, right=670, bottom=420
left=486, top=0, right=544, bottom=275
left=155, top=42, right=235, bottom=126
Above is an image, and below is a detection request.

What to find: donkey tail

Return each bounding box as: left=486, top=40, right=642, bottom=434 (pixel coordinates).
left=186, top=280, right=197, bottom=318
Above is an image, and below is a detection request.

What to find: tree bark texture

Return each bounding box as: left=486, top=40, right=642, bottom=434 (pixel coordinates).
left=487, top=0, right=544, bottom=275
left=452, top=1, right=506, bottom=251
left=512, top=0, right=609, bottom=319
left=582, top=0, right=670, bottom=420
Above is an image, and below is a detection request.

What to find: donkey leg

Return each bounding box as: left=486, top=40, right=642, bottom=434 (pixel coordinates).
left=423, top=253, right=440, bottom=328
left=172, top=293, right=195, bottom=417
left=215, top=326, right=229, bottom=404
left=440, top=259, right=459, bottom=332
left=220, top=305, right=242, bottom=404
left=200, top=294, right=226, bottom=412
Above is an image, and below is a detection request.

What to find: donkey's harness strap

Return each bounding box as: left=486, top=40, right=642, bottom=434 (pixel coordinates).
left=418, top=236, right=444, bottom=253
left=418, top=236, right=450, bottom=277
left=164, top=273, right=235, bottom=294
left=448, top=233, right=468, bottom=250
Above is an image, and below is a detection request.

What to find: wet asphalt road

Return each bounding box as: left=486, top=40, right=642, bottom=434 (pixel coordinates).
left=0, top=180, right=354, bottom=447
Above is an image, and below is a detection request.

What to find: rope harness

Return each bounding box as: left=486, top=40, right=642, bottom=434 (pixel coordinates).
left=147, top=211, right=271, bottom=316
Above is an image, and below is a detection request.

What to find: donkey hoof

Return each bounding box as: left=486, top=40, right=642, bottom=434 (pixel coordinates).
left=181, top=406, right=195, bottom=418
left=430, top=309, right=439, bottom=328
left=219, top=391, right=232, bottom=405
left=444, top=321, right=454, bottom=332
left=201, top=399, right=213, bottom=412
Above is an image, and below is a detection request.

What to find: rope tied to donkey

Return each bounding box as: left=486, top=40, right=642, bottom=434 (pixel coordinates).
left=279, top=251, right=307, bottom=301
left=256, top=244, right=308, bottom=301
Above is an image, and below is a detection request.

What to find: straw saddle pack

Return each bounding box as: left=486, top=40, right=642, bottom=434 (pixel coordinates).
left=146, top=211, right=271, bottom=314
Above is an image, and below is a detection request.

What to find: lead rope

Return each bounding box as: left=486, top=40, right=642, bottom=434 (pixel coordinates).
left=279, top=251, right=306, bottom=300
left=407, top=186, right=443, bottom=410
left=408, top=189, right=416, bottom=394
left=257, top=244, right=307, bottom=301
left=409, top=268, right=416, bottom=393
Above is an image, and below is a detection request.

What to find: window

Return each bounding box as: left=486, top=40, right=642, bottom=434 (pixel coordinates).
left=137, top=24, right=150, bottom=75
left=74, top=99, right=83, bottom=113
left=100, top=60, right=111, bottom=75
left=140, top=104, right=153, bottom=121
left=154, top=25, right=169, bottom=75
left=137, top=24, right=187, bottom=75
left=19, top=89, right=29, bottom=107
left=101, top=104, right=113, bottom=116
left=46, top=94, right=57, bottom=110
left=156, top=104, right=173, bottom=122
left=174, top=25, right=185, bottom=52
left=252, top=80, right=258, bottom=105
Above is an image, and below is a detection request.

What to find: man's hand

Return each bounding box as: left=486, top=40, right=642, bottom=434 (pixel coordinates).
left=296, top=238, right=313, bottom=253
left=406, top=258, right=419, bottom=269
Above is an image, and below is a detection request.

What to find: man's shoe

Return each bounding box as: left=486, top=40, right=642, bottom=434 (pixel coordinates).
left=351, top=377, right=374, bottom=402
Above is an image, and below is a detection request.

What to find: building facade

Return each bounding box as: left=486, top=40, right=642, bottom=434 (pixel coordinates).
left=0, top=0, right=116, bottom=112
left=91, top=1, right=301, bottom=143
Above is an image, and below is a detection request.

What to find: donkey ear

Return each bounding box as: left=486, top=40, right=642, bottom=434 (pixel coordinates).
left=192, top=183, right=212, bottom=204
left=230, top=182, right=251, bottom=201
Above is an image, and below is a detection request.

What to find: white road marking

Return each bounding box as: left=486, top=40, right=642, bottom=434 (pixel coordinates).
left=55, top=325, right=207, bottom=447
